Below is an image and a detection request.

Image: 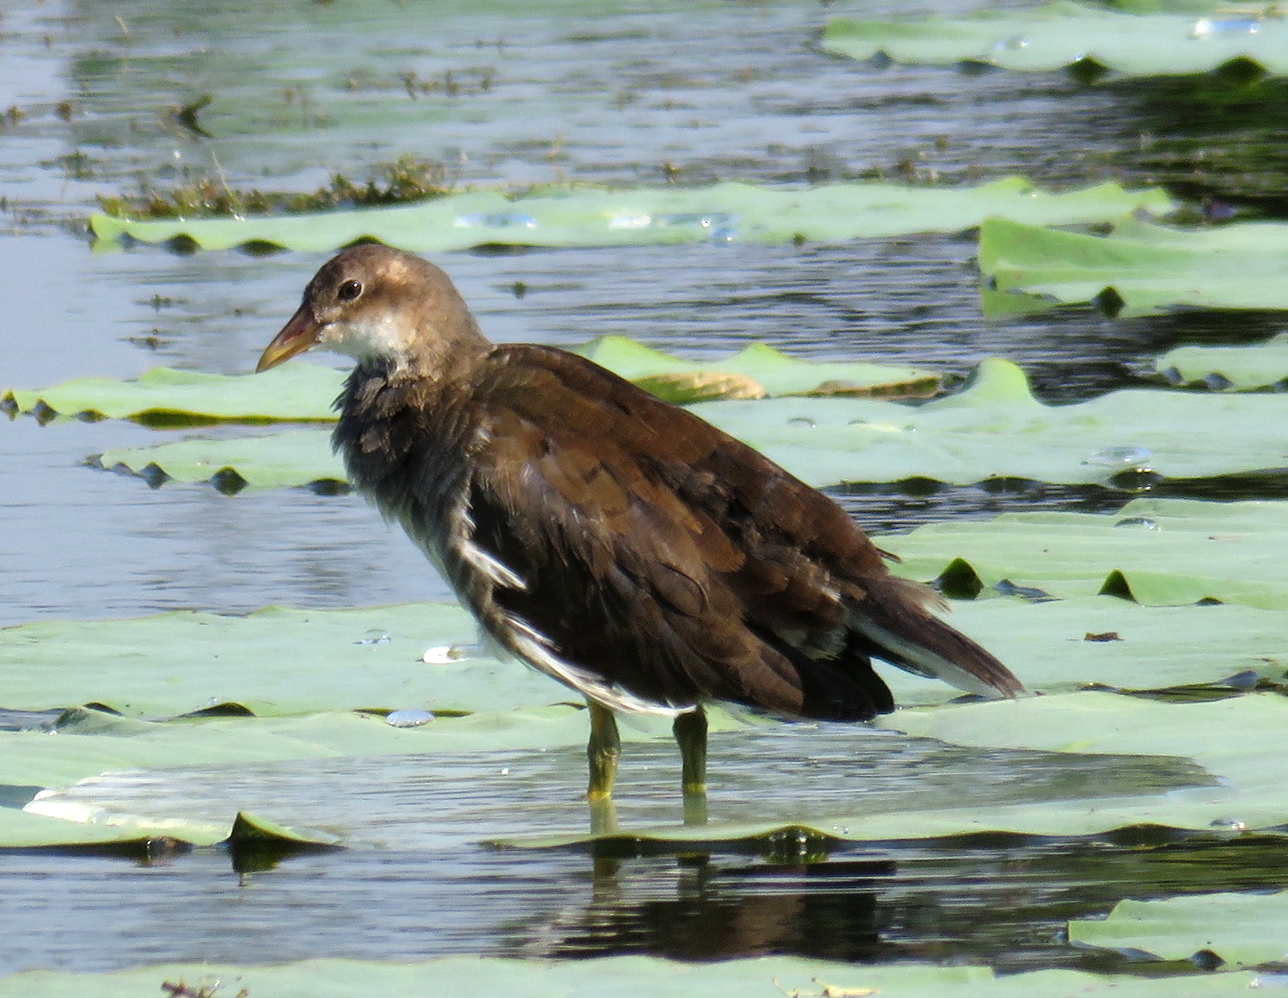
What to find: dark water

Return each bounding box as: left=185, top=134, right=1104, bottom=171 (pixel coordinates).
left=3, top=0, right=1287, bottom=981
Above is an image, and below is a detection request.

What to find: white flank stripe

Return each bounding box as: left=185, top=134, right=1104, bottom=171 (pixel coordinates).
left=502, top=613, right=686, bottom=716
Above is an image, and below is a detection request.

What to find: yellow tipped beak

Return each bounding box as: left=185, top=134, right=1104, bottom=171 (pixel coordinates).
left=256, top=305, right=321, bottom=372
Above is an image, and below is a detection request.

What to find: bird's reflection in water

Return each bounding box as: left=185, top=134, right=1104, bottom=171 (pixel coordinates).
left=505, top=832, right=1288, bottom=970
left=570, top=849, right=898, bottom=962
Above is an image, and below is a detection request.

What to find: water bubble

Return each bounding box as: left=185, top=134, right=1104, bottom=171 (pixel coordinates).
left=422, top=642, right=484, bottom=664
left=787, top=416, right=817, bottom=428
left=355, top=629, right=390, bottom=646
left=992, top=35, right=1029, bottom=51
left=1208, top=816, right=1246, bottom=831
left=1113, top=516, right=1159, bottom=530
left=452, top=212, right=538, bottom=229
left=608, top=213, right=651, bottom=230
left=386, top=708, right=435, bottom=728
left=1085, top=446, right=1152, bottom=467
left=649, top=212, right=740, bottom=243
left=1192, top=16, right=1260, bottom=38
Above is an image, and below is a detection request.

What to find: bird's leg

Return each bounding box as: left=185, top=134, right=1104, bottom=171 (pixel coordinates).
left=587, top=701, right=621, bottom=835
left=674, top=706, right=708, bottom=826
left=586, top=700, right=621, bottom=801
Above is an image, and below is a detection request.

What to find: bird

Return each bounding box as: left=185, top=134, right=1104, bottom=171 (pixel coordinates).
left=257, top=245, right=1023, bottom=820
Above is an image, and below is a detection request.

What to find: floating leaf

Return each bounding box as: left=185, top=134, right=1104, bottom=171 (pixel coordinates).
left=87, top=177, right=1175, bottom=252
left=885, top=596, right=1288, bottom=701
left=0, top=603, right=555, bottom=717
left=225, top=810, right=341, bottom=847
left=0, top=953, right=1264, bottom=998
left=2, top=337, right=935, bottom=423
left=3, top=597, right=1279, bottom=725
left=1154, top=334, right=1288, bottom=391
left=1, top=363, right=341, bottom=424
left=822, top=2, right=1288, bottom=79
left=884, top=497, right=1288, bottom=608
left=505, top=692, right=1288, bottom=849
left=979, top=215, right=1288, bottom=316
left=88, top=360, right=1288, bottom=491
left=1068, top=891, right=1288, bottom=967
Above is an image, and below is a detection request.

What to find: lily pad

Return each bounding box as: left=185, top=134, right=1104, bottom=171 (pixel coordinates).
left=574, top=337, right=940, bottom=402
left=1154, top=334, right=1288, bottom=391
left=2, top=337, right=937, bottom=424
left=883, top=497, right=1288, bottom=609
left=886, top=596, right=1288, bottom=701
left=822, top=1, right=1288, bottom=80
left=1, top=363, right=342, bottom=425
left=978, top=215, right=1288, bottom=317
left=0, top=603, right=556, bottom=717
left=88, top=359, right=1288, bottom=491
left=866, top=692, right=1288, bottom=846
left=3, top=597, right=1280, bottom=723
left=0, top=954, right=1263, bottom=998
left=87, top=177, right=1175, bottom=252
left=0, top=704, right=630, bottom=804
left=506, top=692, right=1288, bottom=849
left=1068, top=890, right=1288, bottom=967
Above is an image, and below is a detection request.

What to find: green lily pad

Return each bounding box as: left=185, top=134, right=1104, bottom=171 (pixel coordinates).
left=4, top=596, right=1279, bottom=723
left=505, top=690, right=1288, bottom=849
left=0, top=803, right=219, bottom=851
left=886, top=596, right=1288, bottom=701
left=88, top=359, right=1288, bottom=491
left=822, top=1, right=1288, bottom=79
left=1, top=363, right=342, bottom=425
left=1069, top=891, right=1288, bottom=967
left=1154, top=334, right=1288, bottom=391
left=0, top=603, right=560, bottom=717
left=87, top=177, right=1175, bottom=252
left=1, top=704, right=625, bottom=803
left=574, top=337, right=940, bottom=401
left=884, top=497, right=1288, bottom=609
left=978, top=215, right=1288, bottom=317
left=0, top=954, right=1263, bottom=998
left=2, top=337, right=936, bottom=424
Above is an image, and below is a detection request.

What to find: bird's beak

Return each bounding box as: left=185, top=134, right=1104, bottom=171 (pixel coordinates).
left=256, top=304, right=321, bottom=373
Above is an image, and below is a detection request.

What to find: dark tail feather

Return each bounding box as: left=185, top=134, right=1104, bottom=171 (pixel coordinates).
left=848, top=577, right=1024, bottom=697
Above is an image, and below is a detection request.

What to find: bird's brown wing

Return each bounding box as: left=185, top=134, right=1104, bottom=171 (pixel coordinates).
left=455, top=346, right=944, bottom=720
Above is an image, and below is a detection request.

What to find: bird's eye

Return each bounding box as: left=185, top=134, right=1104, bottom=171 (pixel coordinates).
left=337, top=279, right=363, bottom=302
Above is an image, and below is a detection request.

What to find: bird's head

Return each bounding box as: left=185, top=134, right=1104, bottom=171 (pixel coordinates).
left=256, top=244, right=489, bottom=377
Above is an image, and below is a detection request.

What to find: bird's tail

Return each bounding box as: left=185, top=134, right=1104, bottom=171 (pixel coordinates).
left=849, top=577, right=1024, bottom=698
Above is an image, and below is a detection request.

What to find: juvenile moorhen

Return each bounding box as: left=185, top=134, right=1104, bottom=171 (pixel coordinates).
left=257, top=246, right=1023, bottom=812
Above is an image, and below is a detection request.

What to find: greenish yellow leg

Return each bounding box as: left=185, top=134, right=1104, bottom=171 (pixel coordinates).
left=674, top=705, right=708, bottom=793
left=586, top=700, right=621, bottom=801
left=674, top=706, right=709, bottom=825
left=674, top=707, right=709, bottom=825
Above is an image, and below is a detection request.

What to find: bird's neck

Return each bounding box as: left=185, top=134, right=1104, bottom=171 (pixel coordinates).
left=333, top=359, right=478, bottom=531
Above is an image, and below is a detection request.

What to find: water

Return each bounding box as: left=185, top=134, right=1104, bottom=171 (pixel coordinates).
left=3, top=0, right=1288, bottom=981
